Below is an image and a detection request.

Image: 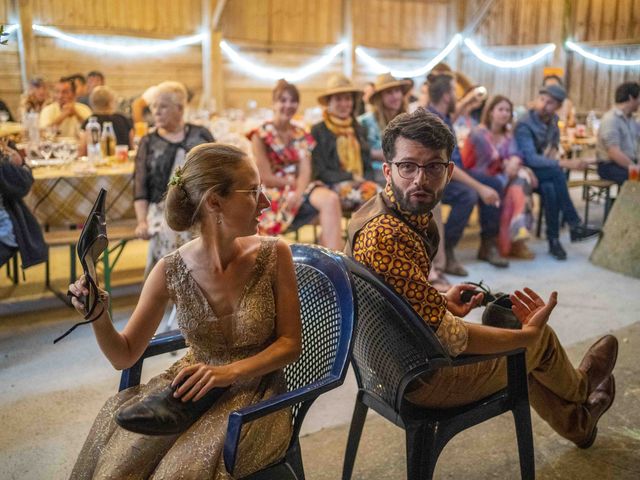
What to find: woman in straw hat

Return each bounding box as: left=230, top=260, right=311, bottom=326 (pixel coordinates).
left=358, top=73, right=412, bottom=165
left=311, top=74, right=379, bottom=213
left=249, top=79, right=343, bottom=250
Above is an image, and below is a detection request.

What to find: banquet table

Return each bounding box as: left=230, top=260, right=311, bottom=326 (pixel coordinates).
left=25, top=162, right=135, bottom=228
left=0, top=122, right=23, bottom=138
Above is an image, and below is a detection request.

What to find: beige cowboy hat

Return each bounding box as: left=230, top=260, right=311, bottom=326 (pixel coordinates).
left=317, top=74, right=363, bottom=106
left=369, top=73, right=412, bottom=103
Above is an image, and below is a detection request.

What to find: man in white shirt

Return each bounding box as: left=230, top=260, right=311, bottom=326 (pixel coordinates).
left=39, top=77, right=92, bottom=138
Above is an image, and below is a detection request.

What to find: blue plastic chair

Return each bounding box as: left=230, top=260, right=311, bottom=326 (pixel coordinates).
left=341, top=257, right=535, bottom=480
left=118, top=244, right=355, bottom=480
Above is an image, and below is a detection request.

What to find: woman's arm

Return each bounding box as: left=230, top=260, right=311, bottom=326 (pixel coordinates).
left=68, top=259, right=170, bottom=370
left=464, top=288, right=558, bottom=354
left=251, top=134, right=290, bottom=189
left=173, top=239, right=302, bottom=401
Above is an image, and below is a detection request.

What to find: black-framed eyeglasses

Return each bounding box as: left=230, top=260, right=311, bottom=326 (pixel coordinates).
left=234, top=184, right=268, bottom=202
left=391, top=161, right=450, bottom=180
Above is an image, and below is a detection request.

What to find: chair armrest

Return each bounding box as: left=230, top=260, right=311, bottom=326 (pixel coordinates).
left=118, top=330, right=186, bottom=391
left=223, top=374, right=342, bottom=475
left=450, top=348, right=525, bottom=367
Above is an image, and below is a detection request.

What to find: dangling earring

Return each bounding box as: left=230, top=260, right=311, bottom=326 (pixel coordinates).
left=217, top=214, right=223, bottom=225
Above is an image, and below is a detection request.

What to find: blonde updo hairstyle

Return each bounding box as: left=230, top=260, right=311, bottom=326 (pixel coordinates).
left=154, top=81, right=188, bottom=109
left=165, top=143, right=248, bottom=231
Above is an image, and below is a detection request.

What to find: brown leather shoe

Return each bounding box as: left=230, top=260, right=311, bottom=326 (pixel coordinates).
left=578, top=335, right=619, bottom=394
left=508, top=240, right=535, bottom=260
left=477, top=237, right=509, bottom=268
left=444, top=247, right=468, bottom=277
left=575, top=374, right=616, bottom=449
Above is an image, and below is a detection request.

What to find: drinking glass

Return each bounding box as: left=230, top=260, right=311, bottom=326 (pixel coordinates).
left=52, top=142, right=65, bottom=161
left=0, top=110, right=9, bottom=125
left=66, top=142, right=78, bottom=162
left=39, top=140, right=53, bottom=161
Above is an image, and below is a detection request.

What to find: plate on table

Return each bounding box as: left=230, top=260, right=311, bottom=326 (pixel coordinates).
left=27, top=158, right=67, bottom=168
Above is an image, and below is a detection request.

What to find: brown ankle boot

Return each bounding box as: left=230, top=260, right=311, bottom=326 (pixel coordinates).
left=444, top=247, right=468, bottom=277
left=478, top=237, right=509, bottom=268
left=509, top=240, right=535, bottom=260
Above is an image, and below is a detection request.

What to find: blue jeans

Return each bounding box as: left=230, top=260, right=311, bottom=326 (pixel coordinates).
left=530, top=164, right=581, bottom=240
left=441, top=180, right=477, bottom=248
left=467, top=172, right=504, bottom=239
left=597, top=161, right=628, bottom=186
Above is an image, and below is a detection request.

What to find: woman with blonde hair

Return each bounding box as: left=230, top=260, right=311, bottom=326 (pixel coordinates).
left=80, top=86, right=134, bottom=154
left=68, top=143, right=301, bottom=478
left=134, top=81, right=214, bottom=271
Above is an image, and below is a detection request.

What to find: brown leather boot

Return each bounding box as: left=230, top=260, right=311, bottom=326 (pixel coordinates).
left=444, top=247, right=468, bottom=277
left=509, top=240, right=535, bottom=260
left=575, top=374, right=616, bottom=449
left=578, top=335, right=619, bottom=394
left=477, top=237, right=509, bottom=268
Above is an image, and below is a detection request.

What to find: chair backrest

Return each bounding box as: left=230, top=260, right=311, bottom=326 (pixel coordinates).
left=287, top=244, right=355, bottom=438
left=342, top=256, right=451, bottom=416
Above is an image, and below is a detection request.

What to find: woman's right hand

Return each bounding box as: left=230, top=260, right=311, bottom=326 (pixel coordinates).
left=135, top=220, right=150, bottom=240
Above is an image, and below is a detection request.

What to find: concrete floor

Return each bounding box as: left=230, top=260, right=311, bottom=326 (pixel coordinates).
left=1, top=190, right=639, bottom=479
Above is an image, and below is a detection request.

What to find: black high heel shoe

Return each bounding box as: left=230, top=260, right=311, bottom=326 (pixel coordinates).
left=54, top=188, right=109, bottom=343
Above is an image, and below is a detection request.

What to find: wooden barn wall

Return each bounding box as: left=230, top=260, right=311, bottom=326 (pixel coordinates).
left=2, top=0, right=639, bottom=116
left=462, top=0, right=640, bottom=113
left=1, top=0, right=22, bottom=116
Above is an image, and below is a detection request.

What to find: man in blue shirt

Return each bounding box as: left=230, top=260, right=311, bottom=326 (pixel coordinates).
left=514, top=85, right=598, bottom=260
left=427, top=75, right=505, bottom=274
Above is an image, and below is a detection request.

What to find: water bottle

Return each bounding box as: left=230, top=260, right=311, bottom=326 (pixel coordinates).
left=586, top=110, right=597, bottom=136
left=101, top=121, right=116, bottom=157
left=86, top=116, right=102, bottom=163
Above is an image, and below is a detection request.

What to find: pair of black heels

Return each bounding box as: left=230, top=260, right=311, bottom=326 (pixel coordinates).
left=54, top=188, right=109, bottom=344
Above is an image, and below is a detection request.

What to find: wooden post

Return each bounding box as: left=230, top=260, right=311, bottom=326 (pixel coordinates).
left=201, top=0, right=212, bottom=106
left=342, top=0, right=354, bottom=78
left=561, top=0, right=573, bottom=89
left=211, top=30, right=225, bottom=112
left=14, top=0, right=35, bottom=90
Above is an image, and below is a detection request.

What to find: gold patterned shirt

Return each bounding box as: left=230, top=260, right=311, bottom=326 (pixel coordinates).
left=352, top=185, right=468, bottom=356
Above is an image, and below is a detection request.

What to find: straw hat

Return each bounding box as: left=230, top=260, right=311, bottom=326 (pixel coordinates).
left=317, top=74, right=363, bottom=106
left=369, top=73, right=412, bottom=103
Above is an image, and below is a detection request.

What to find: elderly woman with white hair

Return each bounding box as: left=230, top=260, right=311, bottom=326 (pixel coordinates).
left=134, top=81, right=214, bottom=270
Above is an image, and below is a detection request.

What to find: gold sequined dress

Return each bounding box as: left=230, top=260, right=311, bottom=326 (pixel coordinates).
left=70, top=237, right=292, bottom=479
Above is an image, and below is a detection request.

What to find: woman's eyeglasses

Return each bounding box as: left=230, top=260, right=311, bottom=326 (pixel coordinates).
left=235, top=184, right=268, bottom=202
left=391, top=161, right=450, bottom=180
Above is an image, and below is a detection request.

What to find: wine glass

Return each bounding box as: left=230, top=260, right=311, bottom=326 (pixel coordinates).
left=52, top=142, right=65, bottom=161
left=0, top=110, right=9, bottom=125
left=66, top=142, right=78, bottom=162
left=39, top=140, right=53, bottom=161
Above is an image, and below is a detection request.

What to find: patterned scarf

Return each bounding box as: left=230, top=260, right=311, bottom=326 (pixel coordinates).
left=384, top=183, right=433, bottom=237
left=323, top=111, right=363, bottom=177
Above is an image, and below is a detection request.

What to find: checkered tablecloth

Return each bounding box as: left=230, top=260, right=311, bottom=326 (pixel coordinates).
left=26, top=163, right=135, bottom=227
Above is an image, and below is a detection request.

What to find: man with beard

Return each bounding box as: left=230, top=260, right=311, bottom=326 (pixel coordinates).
left=345, top=109, right=617, bottom=449
left=514, top=85, right=599, bottom=260
left=427, top=74, right=506, bottom=275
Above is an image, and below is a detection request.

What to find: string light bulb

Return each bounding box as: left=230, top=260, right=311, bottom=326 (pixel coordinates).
left=566, top=40, right=640, bottom=67
left=355, top=34, right=462, bottom=78
left=464, top=38, right=556, bottom=68
left=220, top=40, right=347, bottom=82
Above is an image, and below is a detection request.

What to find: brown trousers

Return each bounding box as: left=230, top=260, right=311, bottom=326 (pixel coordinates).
left=405, top=325, right=591, bottom=444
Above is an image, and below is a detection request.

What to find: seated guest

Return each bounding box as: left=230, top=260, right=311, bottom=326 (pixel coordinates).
left=0, top=141, right=47, bottom=268
left=39, top=77, right=92, bottom=138
left=0, top=99, right=14, bottom=122
left=77, top=70, right=105, bottom=106
left=312, top=74, right=379, bottom=213
left=427, top=74, right=503, bottom=275
left=68, top=143, right=301, bottom=478
left=462, top=95, right=536, bottom=260
left=249, top=79, right=342, bottom=250
left=134, top=81, right=214, bottom=271
left=80, top=86, right=134, bottom=154
left=542, top=75, right=576, bottom=129
left=514, top=85, right=598, bottom=260
left=596, top=81, right=640, bottom=185
left=346, top=108, right=618, bottom=450
left=20, top=77, right=50, bottom=116
left=358, top=73, right=410, bottom=166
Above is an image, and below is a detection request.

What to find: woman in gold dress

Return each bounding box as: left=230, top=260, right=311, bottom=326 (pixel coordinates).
left=67, top=143, right=302, bottom=479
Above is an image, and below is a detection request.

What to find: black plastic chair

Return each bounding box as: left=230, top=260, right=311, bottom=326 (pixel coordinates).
left=118, top=244, right=355, bottom=479
left=341, top=257, right=535, bottom=480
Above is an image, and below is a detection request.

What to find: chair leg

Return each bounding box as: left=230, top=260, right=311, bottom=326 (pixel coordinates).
left=535, top=196, right=543, bottom=238
left=512, top=403, right=536, bottom=480
left=342, top=399, right=369, bottom=480
left=284, top=439, right=305, bottom=480
left=405, top=422, right=442, bottom=480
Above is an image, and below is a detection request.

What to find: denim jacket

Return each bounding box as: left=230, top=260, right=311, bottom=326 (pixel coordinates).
left=513, top=109, right=560, bottom=169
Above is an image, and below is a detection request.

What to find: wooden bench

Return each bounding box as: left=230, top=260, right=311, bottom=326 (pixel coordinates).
left=44, top=220, right=138, bottom=310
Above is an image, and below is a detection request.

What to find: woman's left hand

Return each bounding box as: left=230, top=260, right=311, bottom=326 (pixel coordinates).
left=503, top=156, right=521, bottom=179
left=171, top=363, right=238, bottom=402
